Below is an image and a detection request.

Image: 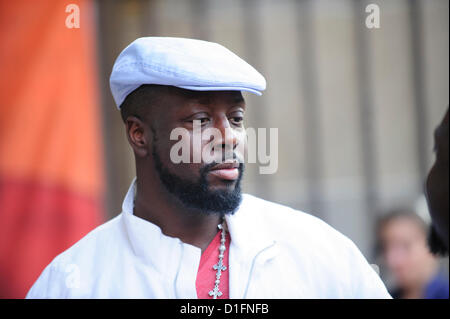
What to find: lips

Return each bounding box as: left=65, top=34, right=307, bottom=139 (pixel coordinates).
left=208, top=162, right=240, bottom=180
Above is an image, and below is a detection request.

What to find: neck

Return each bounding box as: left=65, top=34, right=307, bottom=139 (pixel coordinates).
left=133, top=175, right=223, bottom=253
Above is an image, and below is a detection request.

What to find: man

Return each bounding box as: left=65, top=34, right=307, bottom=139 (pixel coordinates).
left=27, top=37, right=390, bottom=298
left=425, top=108, right=449, bottom=256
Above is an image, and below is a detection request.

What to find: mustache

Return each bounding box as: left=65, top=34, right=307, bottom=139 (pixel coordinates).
left=205, top=152, right=243, bottom=165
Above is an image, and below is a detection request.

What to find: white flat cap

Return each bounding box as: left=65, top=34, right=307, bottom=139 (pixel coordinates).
left=110, top=37, right=266, bottom=108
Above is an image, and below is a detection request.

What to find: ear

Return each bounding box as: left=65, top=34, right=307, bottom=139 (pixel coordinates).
left=125, top=116, right=151, bottom=157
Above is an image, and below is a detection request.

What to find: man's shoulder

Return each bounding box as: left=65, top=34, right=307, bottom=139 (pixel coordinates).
left=26, top=214, right=125, bottom=298
left=238, top=194, right=392, bottom=299
left=239, top=193, right=356, bottom=248
left=241, top=194, right=339, bottom=232
left=47, top=214, right=123, bottom=269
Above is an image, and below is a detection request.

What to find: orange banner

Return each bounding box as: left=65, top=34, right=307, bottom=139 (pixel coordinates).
left=0, top=0, right=104, bottom=298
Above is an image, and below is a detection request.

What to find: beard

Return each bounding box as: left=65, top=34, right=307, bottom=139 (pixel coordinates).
left=151, top=142, right=244, bottom=216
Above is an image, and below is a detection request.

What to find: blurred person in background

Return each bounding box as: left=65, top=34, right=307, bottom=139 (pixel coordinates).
left=376, top=208, right=449, bottom=299
left=425, top=108, right=449, bottom=257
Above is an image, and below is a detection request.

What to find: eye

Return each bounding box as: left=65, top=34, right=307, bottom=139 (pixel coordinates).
left=188, top=116, right=210, bottom=126
left=230, top=116, right=244, bottom=125
left=196, top=117, right=210, bottom=125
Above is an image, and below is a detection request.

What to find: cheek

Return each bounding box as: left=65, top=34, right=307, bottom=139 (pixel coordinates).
left=155, top=134, right=173, bottom=162
left=165, top=128, right=197, bottom=164
left=167, top=140, right=205, bottom=178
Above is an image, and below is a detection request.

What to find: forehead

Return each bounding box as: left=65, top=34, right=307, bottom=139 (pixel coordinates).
left=164, top=87, right=245, bottom=106
left=380, top=217, right=425, bottom=239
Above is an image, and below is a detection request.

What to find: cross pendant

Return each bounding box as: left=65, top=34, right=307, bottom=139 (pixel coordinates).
left=208, top=286, right=223, bottom=299
left=213, top=260, right=227, bottom=277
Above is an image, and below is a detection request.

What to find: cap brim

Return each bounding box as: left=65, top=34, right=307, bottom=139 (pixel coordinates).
left=176, top=85, right=263, bottom=96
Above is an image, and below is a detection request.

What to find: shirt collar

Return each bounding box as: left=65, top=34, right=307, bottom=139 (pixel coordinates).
left=120, top=178, right=276, bottom=271
left=225, top=194, right=277, bottom=257
left=121, top=178, right=200, bottom=276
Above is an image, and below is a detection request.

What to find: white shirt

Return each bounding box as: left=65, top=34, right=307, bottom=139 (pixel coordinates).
left=26, top=179, right=391, bottom=299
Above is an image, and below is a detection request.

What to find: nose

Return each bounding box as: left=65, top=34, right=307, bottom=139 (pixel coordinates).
left=213, top=115, right=238, bottom=156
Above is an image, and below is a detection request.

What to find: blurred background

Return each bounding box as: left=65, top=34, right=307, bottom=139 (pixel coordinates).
left=0, top=0, right=448, bottom=298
